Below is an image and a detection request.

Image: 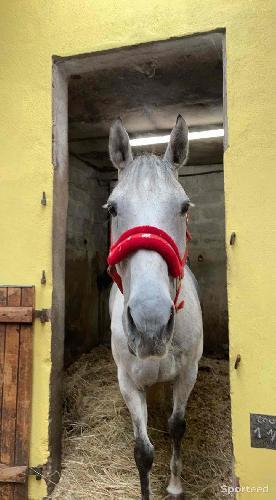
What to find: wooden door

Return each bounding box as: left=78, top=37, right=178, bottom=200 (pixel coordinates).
left=0, top=286, right=34, bottom=500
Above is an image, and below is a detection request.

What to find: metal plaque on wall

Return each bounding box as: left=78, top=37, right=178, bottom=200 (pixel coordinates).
left=250, top=414, right=276, bottom=450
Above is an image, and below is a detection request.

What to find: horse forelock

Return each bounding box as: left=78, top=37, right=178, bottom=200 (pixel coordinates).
left=116, top=154, right=182, bottom=196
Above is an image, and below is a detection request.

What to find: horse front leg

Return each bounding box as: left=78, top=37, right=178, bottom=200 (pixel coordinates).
left=167, top=362, right=198, bottom=499
left=118, top=367, right=154, bottom=500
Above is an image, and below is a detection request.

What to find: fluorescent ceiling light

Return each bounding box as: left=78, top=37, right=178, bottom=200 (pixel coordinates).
left=189, top=128, right=224, bottom=140
left=130, top=135, right=170, bottom=146
left=129, top=128, right=224, bottom=147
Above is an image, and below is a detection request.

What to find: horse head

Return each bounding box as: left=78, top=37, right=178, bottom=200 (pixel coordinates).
left=106, top=115, right=191, bottom=359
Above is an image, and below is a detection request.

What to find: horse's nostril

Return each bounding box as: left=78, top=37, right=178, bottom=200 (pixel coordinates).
left=166, top=305, right=175, bottom=335
left=170, top=305, right=175, bottom=318
left=127, top=306, right=136, bottom=329
left=168, top=305, right=175, bottom=322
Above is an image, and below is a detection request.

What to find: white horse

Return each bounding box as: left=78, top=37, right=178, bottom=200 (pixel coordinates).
left=106, top=115, right=203, bottom=500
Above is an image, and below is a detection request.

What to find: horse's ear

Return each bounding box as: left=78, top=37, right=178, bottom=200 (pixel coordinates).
left=109, top=118, right=133, bottom=170
left=164, top=115, right=189, bottom=168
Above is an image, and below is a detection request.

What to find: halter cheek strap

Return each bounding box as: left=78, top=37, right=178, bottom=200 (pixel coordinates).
left=107, top=221, right=191, bottom=312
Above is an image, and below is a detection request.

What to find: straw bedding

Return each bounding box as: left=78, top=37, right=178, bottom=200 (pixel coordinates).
left=51, top=346, right=233, bottom=499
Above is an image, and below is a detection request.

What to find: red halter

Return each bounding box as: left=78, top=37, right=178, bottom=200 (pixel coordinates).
left=107, top=221, right=191, bottom=312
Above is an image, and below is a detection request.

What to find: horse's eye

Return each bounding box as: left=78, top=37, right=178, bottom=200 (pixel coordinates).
left=107, top=202, right=117, bottom=217
left=181, top=201, right=190, bottom=215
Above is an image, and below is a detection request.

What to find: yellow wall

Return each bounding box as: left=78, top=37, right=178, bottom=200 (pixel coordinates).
left=0, top=1, right=275, bottom=498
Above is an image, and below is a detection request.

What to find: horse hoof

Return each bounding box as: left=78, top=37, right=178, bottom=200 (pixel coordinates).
left=167, top=494, right=185, bottom=500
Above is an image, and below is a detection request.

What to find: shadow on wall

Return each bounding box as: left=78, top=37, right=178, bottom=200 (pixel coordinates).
left=65, top=157, right=111, bottom=366
left=180, top=164, right=228, bottom=356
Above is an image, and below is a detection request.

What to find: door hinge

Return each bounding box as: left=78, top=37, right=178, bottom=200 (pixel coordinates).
left=28, top=464, right=48, bottom=481
left=34, top=309, right=51, bottom=323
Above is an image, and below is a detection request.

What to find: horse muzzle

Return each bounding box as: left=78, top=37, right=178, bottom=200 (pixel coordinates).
left=126, top=302, right=175, bottom=360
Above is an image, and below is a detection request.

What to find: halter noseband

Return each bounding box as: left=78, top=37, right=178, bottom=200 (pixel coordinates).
left=107, top=218, right=191, bottom=312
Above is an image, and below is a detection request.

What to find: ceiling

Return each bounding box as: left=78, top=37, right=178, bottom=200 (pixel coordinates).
left=68, top=31, right=224, bottom=170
